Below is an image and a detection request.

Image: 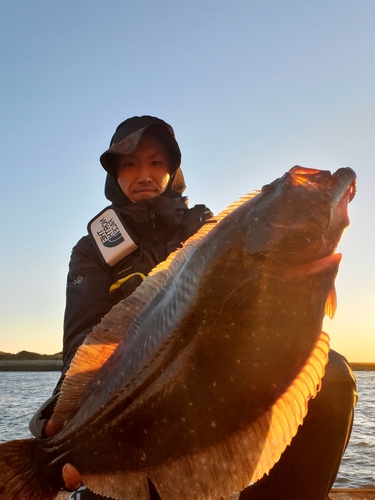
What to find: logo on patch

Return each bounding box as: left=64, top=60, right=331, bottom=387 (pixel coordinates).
left=88, top=207, right=138, bottom=266
left=97, top=216, right=124, bottom=248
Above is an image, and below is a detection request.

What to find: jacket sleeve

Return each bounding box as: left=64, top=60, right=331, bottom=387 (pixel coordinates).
left=29, top=235, right=115, bottom=438
left=62, top=236, right=114, bottom=371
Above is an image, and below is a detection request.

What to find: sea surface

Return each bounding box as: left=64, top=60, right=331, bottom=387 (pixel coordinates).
left=0, top=371, right=373, bottom=488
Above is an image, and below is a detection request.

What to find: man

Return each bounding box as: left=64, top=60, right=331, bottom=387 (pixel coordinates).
left=30, top=115, right=214, bottom=498
left=30, top=116, right=356, bottom=500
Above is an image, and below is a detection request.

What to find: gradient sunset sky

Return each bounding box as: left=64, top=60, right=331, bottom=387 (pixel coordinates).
left=1, top=0, right=374, bottom=361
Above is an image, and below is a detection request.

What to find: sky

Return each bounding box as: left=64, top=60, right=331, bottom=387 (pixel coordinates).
left=1, top=0, right=374, bottom=362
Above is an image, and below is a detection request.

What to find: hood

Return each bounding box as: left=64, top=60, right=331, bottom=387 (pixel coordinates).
left=101, top=115, right=186, bottom=207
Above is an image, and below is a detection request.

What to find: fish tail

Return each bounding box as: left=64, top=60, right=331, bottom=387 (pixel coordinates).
left=0, top=438, right=61, bottom=500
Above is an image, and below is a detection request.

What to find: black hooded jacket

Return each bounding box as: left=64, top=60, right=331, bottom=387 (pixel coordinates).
left=29, top=169, right=213, bottom=438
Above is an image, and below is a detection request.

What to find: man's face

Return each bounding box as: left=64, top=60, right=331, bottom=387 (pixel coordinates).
left=116, top=134, right=172, bottom=203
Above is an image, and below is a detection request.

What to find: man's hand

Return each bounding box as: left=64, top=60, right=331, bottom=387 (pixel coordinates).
left=63, top=464, right=82, bottom=491
left=45, top=419, right=82, bottom=491
left=44, top=419, right=58, bottom=438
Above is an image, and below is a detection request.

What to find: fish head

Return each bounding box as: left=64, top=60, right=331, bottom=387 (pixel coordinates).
left=245, top=165, right=356, bottom=266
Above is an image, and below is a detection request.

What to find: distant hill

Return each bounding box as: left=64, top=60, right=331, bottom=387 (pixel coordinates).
left=0, top=351, right=373, bottom=371
left=0, top=350, right=62, bottom=361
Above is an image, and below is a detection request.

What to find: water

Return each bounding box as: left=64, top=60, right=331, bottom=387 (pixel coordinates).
left=334, top=371, right=375, bottom=488
left=0, top=371, right=373, bottom=488
left=0, top=371, right=60, bottom=441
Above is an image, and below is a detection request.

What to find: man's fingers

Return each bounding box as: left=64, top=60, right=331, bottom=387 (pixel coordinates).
left=62, top=463, right=82, bottom=492
left=44, top=419, right=56, bottom=437
left=45, top=422, right=82, bottom=491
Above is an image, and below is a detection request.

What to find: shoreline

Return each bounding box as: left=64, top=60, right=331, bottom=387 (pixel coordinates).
left=0, top=360, right=374, bottom=372
left=349, top=362, right=375, bottom=371
left=0, top=360, right=63, bottom=371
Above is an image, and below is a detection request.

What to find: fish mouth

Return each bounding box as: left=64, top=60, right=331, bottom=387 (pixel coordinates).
left=289, top=166, right=356, bottom=203
left=289, top=166, right=356, bottom=232
left=268, top=167, right=355, bottom=266
left=246, top=166, right=356, bottom=268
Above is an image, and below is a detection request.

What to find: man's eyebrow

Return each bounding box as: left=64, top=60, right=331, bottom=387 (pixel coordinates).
left=148, top=151, right=167, bottom=158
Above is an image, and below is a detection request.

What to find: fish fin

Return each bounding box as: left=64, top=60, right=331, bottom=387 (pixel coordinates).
left=325, top=285, right=337, bottom=319
left=52, top=192, right=260, bottom=431
left=0, top=438, right=61, bottom=500
left=206, top=191, right=259, bottom=223
left=145, top=331, right=330, bottom=500
left=51, top=327, right=121, bottom=431
left=83, top=471, right=150, bottom=500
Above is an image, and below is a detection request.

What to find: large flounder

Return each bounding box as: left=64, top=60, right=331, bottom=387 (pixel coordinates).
left=0, top=166, right=356, bottom=500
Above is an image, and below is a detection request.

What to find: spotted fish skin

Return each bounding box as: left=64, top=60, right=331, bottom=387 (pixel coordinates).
left=0, top=166, right=356, bottom=500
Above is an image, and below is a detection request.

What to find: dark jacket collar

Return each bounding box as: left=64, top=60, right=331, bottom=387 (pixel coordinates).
left=115, top=196, right=190, bottom=240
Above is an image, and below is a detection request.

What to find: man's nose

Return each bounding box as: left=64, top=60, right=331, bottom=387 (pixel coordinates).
left=136, top=164, right=152, bottom=182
